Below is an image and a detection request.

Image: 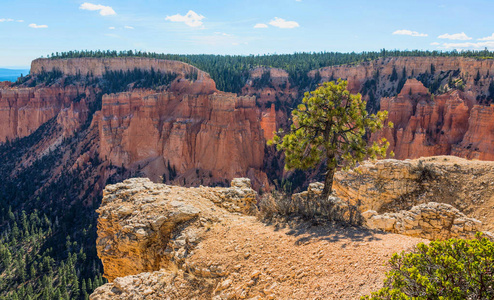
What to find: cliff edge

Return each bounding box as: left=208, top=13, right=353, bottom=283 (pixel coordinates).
left=91, top=177, right=424, bottom=300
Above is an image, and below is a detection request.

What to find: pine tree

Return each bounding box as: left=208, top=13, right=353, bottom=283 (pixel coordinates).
left=270, top=79, right=392, bottom=198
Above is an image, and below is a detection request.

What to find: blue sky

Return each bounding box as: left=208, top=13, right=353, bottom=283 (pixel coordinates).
left=1, top=0, right=494, bottom=68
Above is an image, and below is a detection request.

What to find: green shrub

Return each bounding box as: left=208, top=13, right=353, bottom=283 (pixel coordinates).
left=362, top=234, right=494, bottom=300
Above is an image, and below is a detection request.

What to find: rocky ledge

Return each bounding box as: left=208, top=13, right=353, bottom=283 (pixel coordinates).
left=91, top=156, right=494, bottom=299
left=95, top=177, right=257, bottom=282
left=363, top=202, right=489, bottom=240
left=91, top=177, right=425, bottom=300
left=333, top=156, right=494, bottom=231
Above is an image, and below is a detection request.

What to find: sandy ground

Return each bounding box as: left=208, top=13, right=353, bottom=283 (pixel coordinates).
left=189, top=215, right=426, bottom=300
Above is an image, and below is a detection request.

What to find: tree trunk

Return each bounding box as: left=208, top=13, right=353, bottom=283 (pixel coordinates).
left=322, top=153, right=336, bottom=199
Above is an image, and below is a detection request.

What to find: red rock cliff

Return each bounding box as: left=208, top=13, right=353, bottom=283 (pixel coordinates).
left=452, top=104, right=494, bottom=160
left=98, top=88, right=266, bottom=185
left=372, top=79, right=494, bottom=159
left=0, top=85, right=88, bottom=142
left=311, top=56, right=494, bottom=95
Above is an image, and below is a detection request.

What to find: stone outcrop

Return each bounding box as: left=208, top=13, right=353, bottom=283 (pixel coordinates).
left=90, top=269, right=215, bottom=300
left=333, top=156, right=494, bottom=231
left=289, top=157, right=493, bottom=239
left=362, top=202, right=483, bottom=240
left=397, top=78, right=430, bottom=96
left=96, top=177, right=257, bottom=282
left=92, top=177, right=426, bottom=300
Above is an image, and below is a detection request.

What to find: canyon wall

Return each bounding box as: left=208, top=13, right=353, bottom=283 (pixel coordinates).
left=2, top=58, right=268, bottom=189
left=371, top=79, right=494, bottom=159
left=32, top=57, right=206, bottom=78
left=97, top=89, right=267, bottom=186
left=31, top=57, right=218, bottom=95
left=311, top=56, right=494, bottom=95
left=452, top=104, right=494, bottom=160
left=4, top=56, right=494, bottom=193
left=0, top=85, right=90, bottom=142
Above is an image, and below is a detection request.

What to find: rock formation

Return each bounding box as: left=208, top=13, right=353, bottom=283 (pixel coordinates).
left=333, top=156, right=494, bottom=231
left=362, top=202, right=484, bottom=240
left=260, top=103, right=277, bottom=140
left=370, top=79, right=494, bottom=160
left=4, top=57, right=494, bottom=186
left=242, top=67, right=297, bottom=107
left=0, top=57, right=271, bottom=189
left=96, top=177, right=257, bottom=281
left=310, top=56, right=494, bottom=96
left=452, top=104, right=494, bottom=160
left=91, top=177, right=425, bottom=300
left=97, top=89, right=267, bottom=186
left=32, top=57, right=213, bottom=84
left=0, top=85, right=90, bottom=142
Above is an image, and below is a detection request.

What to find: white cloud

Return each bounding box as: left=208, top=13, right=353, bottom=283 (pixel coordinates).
left=392, top=29, right=428, bottom=37
left=16, top=20, right=24, bottom=22
left=254, top=23, right=268, bottom=28
left=438, top=32, right=471, bottom=40
left=430, top=42, right=440, bottom=46
left=269, top=17, right=299, bottom=29
left=109, top=26, right=115, bottom=30
left=79, top=3, right=116, bottom=16
left=442, top=41, right=494, bottom=49
left=0, top=18, right=14, bottom=22
left=29, top=23, right=48, bottom=29
left=479, top=33, right=494, bottom=41
left=165, top=10, right=205, bottom=28
left=124, top=25, right=134, bottom=29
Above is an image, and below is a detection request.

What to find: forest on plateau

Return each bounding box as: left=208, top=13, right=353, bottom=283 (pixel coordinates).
left=46, top=49, right=494, bottom=93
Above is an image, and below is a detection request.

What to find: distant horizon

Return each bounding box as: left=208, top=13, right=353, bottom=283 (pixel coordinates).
left=2, top=0, right=494, bottom=67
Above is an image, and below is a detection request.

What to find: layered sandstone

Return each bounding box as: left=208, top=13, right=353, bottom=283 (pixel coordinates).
left=452, top=104, right=494, bottom=160
left=97, top=89, right=266, bottom=186
left=291, top=177, right=488, bottom=240
left=310, top=56, right=494, bottom=95
left=370, top=78, right=494, bottom=160
left=0, top=85, right=88, bottom=142
left=33, top=57, right=206, bottom=79
left=260, top=103, right=277, bottom=140
left=32, top=58, right=217, bottom=95
left=333, top=156, right=494, bottom=231
left=2, top=57, right=268, bottom=191
left=363, top=202, right=484, bottom=240
left=96, top=177, right=257, bottom=281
